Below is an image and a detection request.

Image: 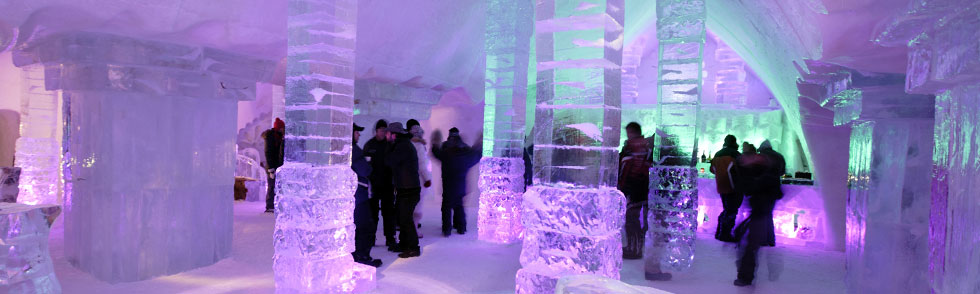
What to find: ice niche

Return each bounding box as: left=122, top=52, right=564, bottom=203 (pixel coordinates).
left=516, top=0, right=627, bottom=293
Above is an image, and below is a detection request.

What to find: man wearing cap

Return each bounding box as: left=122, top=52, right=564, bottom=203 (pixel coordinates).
left=351, top=123, right=382, bottom=267
left=384, top=122, right=422, bottom=258
left=262, top=118, right=286, bottom=213
left=363, top=119, right=398, bottom=249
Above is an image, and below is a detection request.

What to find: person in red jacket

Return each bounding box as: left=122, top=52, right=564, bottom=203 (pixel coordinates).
left=710, top=135, right=741, bottom=242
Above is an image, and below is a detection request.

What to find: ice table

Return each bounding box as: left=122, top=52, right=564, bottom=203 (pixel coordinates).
left=0, top=203, right=62, bottom=294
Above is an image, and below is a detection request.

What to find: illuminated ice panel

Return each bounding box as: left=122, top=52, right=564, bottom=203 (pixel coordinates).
left=14, top=65, right=61, bottom=206
left=0, top=203, right=61, bottom=294
left=478, top=157, right=526, bottom=243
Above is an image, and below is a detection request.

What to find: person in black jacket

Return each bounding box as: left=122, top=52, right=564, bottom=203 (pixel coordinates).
left=263, top=118, right=285, bottom=213
left=385, top=122, right=423, bottom=258
left=363, top=119, right=398, bottom=248
left=431, top=128, right=483, bottom=237
left=732, top=140, right=785, bottom=287
left=350, top=123, right=381, bottom=267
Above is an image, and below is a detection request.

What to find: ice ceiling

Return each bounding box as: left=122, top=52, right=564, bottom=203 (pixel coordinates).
left=0, top=0, right=911, bottom=168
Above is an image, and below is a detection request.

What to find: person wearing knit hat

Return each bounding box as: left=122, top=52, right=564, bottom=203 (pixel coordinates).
left=363, top=119, right=398, bottom=249
left=384, top=121, right=424, bottom=258
left=406, top=123, right=431, bottom=238
left=432, top=127, right=483, bottom=236
left=350, top=122, right=381, bottom=267
left=263, top=118, right=286, bottom=213
left=710, top=134, right=742, bottom=243
left=732, top=138, right=785, bottom=287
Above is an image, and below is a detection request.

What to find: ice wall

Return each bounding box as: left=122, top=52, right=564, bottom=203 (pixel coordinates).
left=874, top=0, right=980, bottom=291
left=13, top=65, right=60, bottom=205
left=517, top=0, right=626, bottom=292
left=646, top=0, right=706, bottom=272
left=478, top=0, right=533, bottom=244
left=12, top=31, right=274, bottom=283
left=277, top=0, right=375, bottom=293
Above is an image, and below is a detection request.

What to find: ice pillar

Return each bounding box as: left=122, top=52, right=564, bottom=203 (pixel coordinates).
left=276, top=0, right=375, bottom=293
left=646, top=0, right=706, bottom=271
left=875, top=1, right=980, bottom=291
left=713, top=39, right=747, bottom=105
left=0, top=203, right=62, bottom=294
left=516, top=1, right=626, bottom=293
left=13, top=65, right=61, bottom=205
left=478, top=0, right=533, bottom=244
left=12, top=31, right=275, bottom=283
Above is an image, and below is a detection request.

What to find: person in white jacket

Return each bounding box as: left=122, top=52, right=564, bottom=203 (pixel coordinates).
left=407, top=120, right=432, bottom=238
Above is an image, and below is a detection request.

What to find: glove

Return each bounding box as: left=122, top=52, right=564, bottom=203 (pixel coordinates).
left=424, top=180, right=431, bottom=188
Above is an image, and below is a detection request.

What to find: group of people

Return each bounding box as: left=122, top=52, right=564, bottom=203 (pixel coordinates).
left=615, top=122, right=787, bottom=287
left=710, top=134, right=786, bottom=287
left=351, top=119, right=482, bottom=268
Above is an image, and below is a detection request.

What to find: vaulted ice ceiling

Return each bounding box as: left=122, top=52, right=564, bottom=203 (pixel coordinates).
left=0, top=0, right=913, bottom=151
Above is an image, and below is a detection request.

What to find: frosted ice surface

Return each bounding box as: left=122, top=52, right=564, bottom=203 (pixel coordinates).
left=522, top=186, right=625, bottom=236
left=14, top=66, right=61, bottom=206
left=0, top=203, right=62, bottom=294
left=1, top=167, right=21, bottom=203
left=478, top=157, right=525, bottom=243
left=520, top=229, right=622, bottom=278
left=556, top=274, right=664, bottom=294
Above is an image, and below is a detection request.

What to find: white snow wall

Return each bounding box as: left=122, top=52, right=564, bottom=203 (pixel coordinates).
left=12, top=31, right=275, bottom=283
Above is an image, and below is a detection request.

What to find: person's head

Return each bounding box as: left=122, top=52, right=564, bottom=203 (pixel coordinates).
left=386, top=122, right=408, bottom=142
left=759, top=139, right=773, bottom=151
left=410, top=125, right=424, bottom=139
left=274, top=118, right=285, bottom=131
left=724, top=135, right=738, bottom=149
left=353, top=123, right=364, bottom=143
left=406, top=119, right=420, bottom=131
left=625, top=122, right=642, bottom=140
left=374, top=119, right=388, bottom=140
left=448, top=127, right=461, bottom=139
left=742, top=142, right=757, bottom=154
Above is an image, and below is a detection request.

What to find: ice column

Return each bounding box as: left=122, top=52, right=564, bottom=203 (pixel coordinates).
left=875, top=1, right=980, bottom=291
left=621, top=37, right=646, bottom=105
left=478, top=0, right=533, bottom=244
left=13, top=31, right=275, bottom=283
left=646, top=0, right=706, bottom=271
left=276, top=0, right=375, bottom=293
left=0, top=203, right=62, bottom=294
left=805, top=62, right=935, bottom=293
left=517, top=1, right=626, bottom=293
left=13, top=65, right=61, bottom=205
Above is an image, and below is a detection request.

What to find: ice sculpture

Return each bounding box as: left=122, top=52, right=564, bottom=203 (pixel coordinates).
left=874, top=1, right=980, bottom=291
left=646, top=0, right=706, bottom=271
left=276, top=0, right=375, bottom=293
left=0, top=203, right=62, bottom=294
left=12, top=31, right=275, bottom=283
left=478, top=0, right=533, bottom=244
left=518, top=0, right=626, bottom=293
left=1, top=167, right=20, bottom=203
left=13, top=65, right=61, bottom=205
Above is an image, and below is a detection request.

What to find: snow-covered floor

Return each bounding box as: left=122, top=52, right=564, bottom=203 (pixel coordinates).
left=51, top=200, right=845, bottom=294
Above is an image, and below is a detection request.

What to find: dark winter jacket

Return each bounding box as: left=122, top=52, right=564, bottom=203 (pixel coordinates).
left=264, top=129, right=285, bottom=169
left=523, top=144, right=534, bottom=188
left=351, top=143, right=372, bottom=202
left=363, top=137, right=392, bottom=189
left=386, top=134, right=420, bottom=190
left=710, top=147, right=741, bottom=194
left=618, top=137, right=652, bottom=203
left=433, top=136, right=483, bottom=200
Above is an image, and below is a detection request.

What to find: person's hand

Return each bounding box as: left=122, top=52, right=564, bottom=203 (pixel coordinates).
left=424, top=180, right=431, bottom=188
